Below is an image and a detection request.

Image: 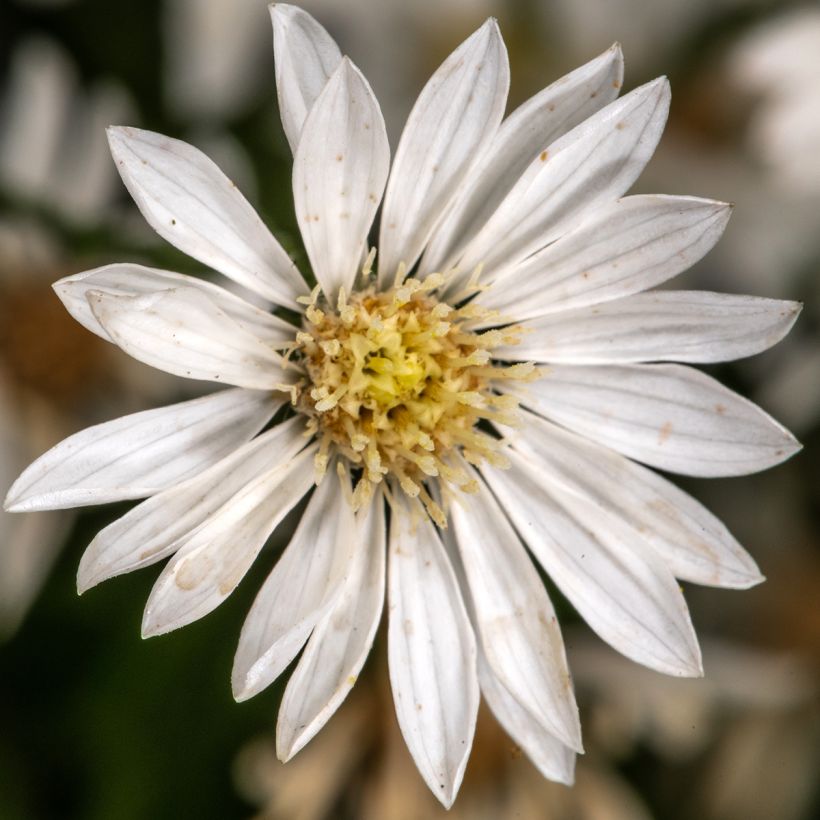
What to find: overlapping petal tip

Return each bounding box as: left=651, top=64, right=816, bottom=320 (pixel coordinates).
left=53, top=263, right=295, bottom=345
left=475, top=195, right=734, bottom=321
left=512, top=411, right=765, bottom=590
left=141, top=444, right=317, bottom=638
left=270, top=3, right=342, bottom=154
left=450, top=470, right=583, bottom=753
left=437, top=500, right=580, bottom=781
left=452, top=76, right=671, bottom=287
left=76, top=418, right=306, bottom=595
left=293, top=56, right=389, bottom=302
left=477, top=653, right=577, bottom=785
left=484, top=454, right=704, bottom=679
left=106, top=125, right=305, bottom=308
left=377, top=17, right=509, bottom=285
left=276, top=499, right=385, bottom=762
left=231, top=468, right=357, bottom=702
left=421, top=41, right=624, bottom=281
left=87, top=286, right=294, bottom=390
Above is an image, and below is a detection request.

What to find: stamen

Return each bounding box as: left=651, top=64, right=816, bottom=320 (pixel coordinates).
left=392, top=261, right=409, bottom=289
left=314, top=433, right=332, bottom=482
left=306, top=305, right=325, bottom=325
left=291, top=257, right=526, bottom=511
left=418, top=484, right=446, bottom=528
left=297, top=284, right=322, bottom=306
left=361, top=247, right=377, bottom=279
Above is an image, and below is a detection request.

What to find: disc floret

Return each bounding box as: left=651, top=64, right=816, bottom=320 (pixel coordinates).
left=291, top=266, right=533, bottom=524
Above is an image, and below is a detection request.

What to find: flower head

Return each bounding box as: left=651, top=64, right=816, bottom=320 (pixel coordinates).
left=4, top=4, right=801, bottom=807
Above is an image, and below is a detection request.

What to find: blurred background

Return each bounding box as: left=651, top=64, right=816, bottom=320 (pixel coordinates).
left=0, top=0, right=818, bottom=818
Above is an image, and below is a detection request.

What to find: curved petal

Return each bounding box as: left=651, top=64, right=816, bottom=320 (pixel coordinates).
left=107, top=126, right=305, bottom=307
left=495, top=291, right=801, bottom=364
left=294, top=58, right=389, bottom=302
left=142, top=444, right=317, bottom=637
left=271, top=4, right=342, bottom=154
left=377, top=19, right=509, bottom=285
left=475, top=195, right=732, bottom=322
left=478, top=652, right=576, bottom=785
left=54, top=263, right=295, bottom=345
left=4, top=389, right=277, bottom=512
left=505, top=363, right=800, bottom=477
left=421, top=44, right=623, bottom=277
left=449, top=77, right=670, bottom=294
left=89, top=287, right=293, bottom=389
left=277, top=497, right=385, bottom=760
left=513, top=411, right=763, bottom=588
left=434, top=496, right=577, bottom=784
left=76, top=417, right=306, bottom=593
left=387, top=496, right=479, bottom=808
left=231, top=468, right=357, bottom=701
left=450, top=469, right=583, bottom=752
left=483, top=454, right=703, bottom=677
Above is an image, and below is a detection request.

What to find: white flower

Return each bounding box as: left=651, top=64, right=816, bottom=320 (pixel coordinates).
left=729, top=7, right=820, bottom=194
left=0, top=37, right=135, bottom=225
left=4, top=4, right=801, bottom=807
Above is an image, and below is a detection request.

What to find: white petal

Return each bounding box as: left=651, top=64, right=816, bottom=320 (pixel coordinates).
left=54, top=263, right=295, bottom=344
left=4, top=389, right=278, bottom=512
left=107, top=126, right=305, bottom=307
left=450, top=469, right=582, bottom=752
left=377, top=19, right=509, bottom=285
left=477, top=652, right=576, bottom=785
left=506, top=363, right=800, bottom=476
left=271, top=4, right=342, bottom=155
left=514, top=411, right=763, bottom=588
left=496, top=291, right=801, bottom=364
left=434, top=500, right=571, bottom=781
left=276, top=497, right=385, bottom=760
left=142, top=444, right=317, bottom=637
left=387, top=497, right=479, bottom=808
left=484, top=454, right=703, bottom=677
left=293, top=58, right=389, bottom=301
left=451, top=78, right=671, bottom=291
left=89, top=287, right=292, bottom=389
left=232, top=469, right=357, bottom=700
left=76, top=417, right=307, bottom=593
left=475, top=195, right=732, bottom=322
left=421, top=44, right=624, bottom=277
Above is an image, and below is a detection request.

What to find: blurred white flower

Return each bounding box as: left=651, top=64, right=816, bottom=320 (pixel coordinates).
left=729, top=7, right=820, bottom=194
left=163, top=0, right=272, bottom=122
left=4, top=5, right=801, bottom=806
left=162, top=0, right=501, bottom=136
left=639, top=9, right=820, bottom=438
left=543, top=0, right=766, bottom=76
left=0, top=37, right=136, bottom=225
left=570, top=635, right=815, bottom=759
left=0, top=379, right=70, bottom=639
left=570, top=635, right=819, bottom=820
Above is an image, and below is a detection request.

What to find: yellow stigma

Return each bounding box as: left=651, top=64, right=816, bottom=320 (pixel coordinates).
left=292, top=267, right=531, bottom=525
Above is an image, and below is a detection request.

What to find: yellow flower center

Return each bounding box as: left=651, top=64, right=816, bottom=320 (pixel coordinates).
left=290, top=266, right=533, bottom=525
